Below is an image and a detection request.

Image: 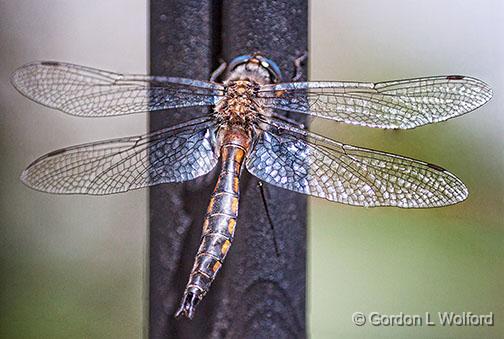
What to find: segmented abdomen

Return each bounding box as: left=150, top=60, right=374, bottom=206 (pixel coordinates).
left=176, top=127, right=250, bottom=318
left=187, top=146, right=241, bottom=294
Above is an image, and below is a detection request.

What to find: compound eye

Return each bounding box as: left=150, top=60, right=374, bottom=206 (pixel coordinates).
left=228, top=55, right=252, bottom=72
left=256, top=56, right=282, bottom=83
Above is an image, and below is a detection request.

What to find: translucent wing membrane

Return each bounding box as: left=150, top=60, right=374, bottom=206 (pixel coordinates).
left=21, top=119, right=219, bottom=194
left=247, top=119, right=467, bottom=207
left=11, top=61, right=224, bottom=117
left=259, top=76, right=492, bottom=129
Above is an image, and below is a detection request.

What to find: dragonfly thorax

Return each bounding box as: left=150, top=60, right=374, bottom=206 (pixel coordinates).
left=214, top=80, right=264, bottom=128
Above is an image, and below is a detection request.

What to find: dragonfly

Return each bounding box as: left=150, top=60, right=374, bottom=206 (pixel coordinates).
left=11, top=54, right=492, bottom=319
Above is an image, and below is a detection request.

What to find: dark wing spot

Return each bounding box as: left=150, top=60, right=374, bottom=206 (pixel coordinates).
left=46, top=148, right=67, bottom=157
left=446, top=75, right=465, bottom=80
left=24, top=148, right=67, bottom=170
left=41, top=61, right=61, bottom=66
left=427, top=162, right=446, bottom=172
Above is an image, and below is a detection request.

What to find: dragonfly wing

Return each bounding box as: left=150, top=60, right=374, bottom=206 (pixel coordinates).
left=21, top=119, right=219, bottom=194
left=246, top=120, right=467, bottom=207
left=11, top=61, right=224, bottom=117
left=259, top=76, right=492, bottom=129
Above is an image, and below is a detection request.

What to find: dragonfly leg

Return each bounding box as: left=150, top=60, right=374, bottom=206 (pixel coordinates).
left=210, top=60, right=227, bottom=82
left=257, top=181, right=280, bottom=257
left=270, top=112, right=306, bottom=129
left=292, top=51, right=308, bottom=81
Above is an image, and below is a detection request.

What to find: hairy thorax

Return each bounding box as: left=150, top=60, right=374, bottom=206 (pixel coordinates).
left=214, top=80, right=264, bottom=128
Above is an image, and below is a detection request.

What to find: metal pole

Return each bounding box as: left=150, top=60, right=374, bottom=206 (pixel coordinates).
left=149, top=1, right=307, bottom=337
left=149, top=1, right=218, bottom=337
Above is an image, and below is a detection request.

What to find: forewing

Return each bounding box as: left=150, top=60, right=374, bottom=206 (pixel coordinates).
left=247, top=121, right=467, bottom=207
left=259, top=76, right=492, bottom=129
left=11, top=61, right=224, bottom=117
left=21, top=119, right=219, bottom=194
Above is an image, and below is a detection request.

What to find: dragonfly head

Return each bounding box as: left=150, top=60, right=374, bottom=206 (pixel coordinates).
left=225, top=54, right=282, bottom=84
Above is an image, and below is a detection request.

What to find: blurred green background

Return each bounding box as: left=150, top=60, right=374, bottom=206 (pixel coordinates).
left=0, top=0, right=502, bottom=338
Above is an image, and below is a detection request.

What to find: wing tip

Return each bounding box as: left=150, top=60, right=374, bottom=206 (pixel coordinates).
left=10, top=65, right=26, bottom=93
left=19, top=166, right=88, bottom=195
left=19, top=168, right=30, bottom=186
left=19, top=153, right=66, bottom=194
left=481, top=81, right=493, bottom=103
left=447, top=74, right=493, bottom=102
left=444, top=180, right=469, bottom=207
left=471, top=76, right=493, bottom=104
left=437, top=167, right=469, bottom=207
left=19, top=160, right=60, bottom=194
left=19, top=167, right=45, bottom=193
left=10, top=61, right=59, bottom=98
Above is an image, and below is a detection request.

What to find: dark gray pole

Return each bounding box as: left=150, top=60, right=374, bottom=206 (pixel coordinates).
left=149, top=1, right=218, bottom=337
left=149, top=1, right=307, bottom=338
